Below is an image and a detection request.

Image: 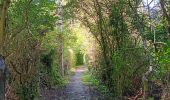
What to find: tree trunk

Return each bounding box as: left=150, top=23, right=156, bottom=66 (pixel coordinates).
left=0, top=0, right=10, bottom=48
left=57, top=0, right=64, bottom=76
left=0, top=0, right=10, bottom=99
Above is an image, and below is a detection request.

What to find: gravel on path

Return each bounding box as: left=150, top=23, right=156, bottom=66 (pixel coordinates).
left=41, top=66, right=112, bottom=100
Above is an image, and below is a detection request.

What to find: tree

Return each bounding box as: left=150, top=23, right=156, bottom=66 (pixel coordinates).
left=0, top=0, right=10, bottom=48
left=4, top=0, right=57, bottom=99
left=160, top=0, right=170, bottom=40
left=0, top=0, right=10, bottom=99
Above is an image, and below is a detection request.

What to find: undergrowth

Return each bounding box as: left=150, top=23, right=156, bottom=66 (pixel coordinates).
left=81, top=71, right=109, bottom=93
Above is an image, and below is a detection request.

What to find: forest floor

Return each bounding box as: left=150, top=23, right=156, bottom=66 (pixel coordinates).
left=41, top=66, right=113, bottom=100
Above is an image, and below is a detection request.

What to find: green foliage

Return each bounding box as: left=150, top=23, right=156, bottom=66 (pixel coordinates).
left=5, top=0, right=57, bottom=99
left=40, top=49, right=62, bottom=86
left=81, top=71, right=109, bottom=93
left=40, top=23, right=84, bottom=85
left=76, top=51, right=84, bottom=66
left=2, top=0, right=169, bottom=99
left=156, top=43, right=170, bottom=81
left=66, top=0, right=160, bottom=98
left=145, top=22, right=168, bottom=42
left=16, top=78, right=39, bottom=100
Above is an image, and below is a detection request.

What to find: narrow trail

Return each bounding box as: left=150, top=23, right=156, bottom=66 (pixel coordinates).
left=41, top=66, right=111, bottom=100
left=63, top=67, right=90, bottom=100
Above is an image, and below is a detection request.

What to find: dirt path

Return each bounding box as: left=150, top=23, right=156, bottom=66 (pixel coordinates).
left=62, top=67, right=90, bottom=100
left=41, top=66, right=111, bottom=100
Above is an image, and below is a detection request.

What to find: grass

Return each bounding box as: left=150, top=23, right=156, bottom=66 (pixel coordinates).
left=81, top=71, right=109, bottom=93
left=57, top=68, right=76, bottom=87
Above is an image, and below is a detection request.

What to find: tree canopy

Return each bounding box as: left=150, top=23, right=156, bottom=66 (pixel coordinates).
left=0, top=0, right=169, bottom=99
